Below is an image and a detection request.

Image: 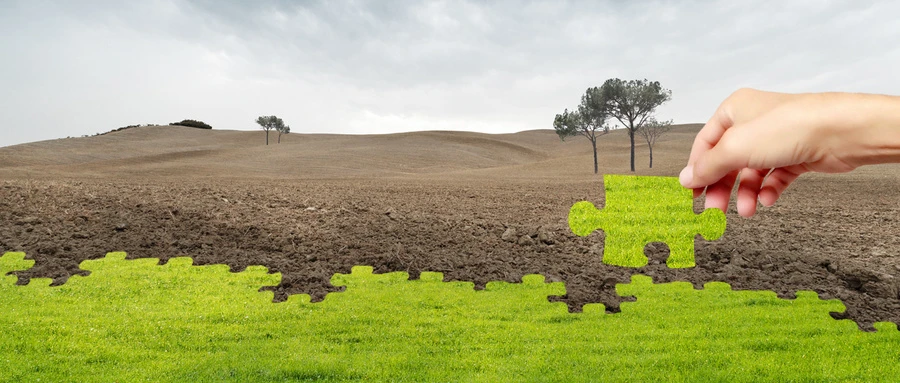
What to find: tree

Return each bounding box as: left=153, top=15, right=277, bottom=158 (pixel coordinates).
left=276, top=124, right=290, bottom=144
left=637, top=118, right=672, bottom=169
left=594, top=78, right=672, bottom=172
left=553, top=89, right=611, bottom=174
left=255, top=115, right=287, bottom=145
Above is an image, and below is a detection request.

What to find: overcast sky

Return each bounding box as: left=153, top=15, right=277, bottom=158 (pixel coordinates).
left=1, top=1, right=898, bottom=147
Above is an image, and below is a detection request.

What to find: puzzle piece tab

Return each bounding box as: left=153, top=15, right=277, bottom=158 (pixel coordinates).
left=568, top=175, right=726, bottom=268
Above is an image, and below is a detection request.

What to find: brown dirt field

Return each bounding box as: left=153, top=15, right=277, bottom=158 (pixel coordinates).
left=1, top=125, right=898, bottom=330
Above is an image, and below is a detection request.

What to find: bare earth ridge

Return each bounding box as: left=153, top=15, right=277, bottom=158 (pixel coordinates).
left=1, top=125, right=898, bottom=330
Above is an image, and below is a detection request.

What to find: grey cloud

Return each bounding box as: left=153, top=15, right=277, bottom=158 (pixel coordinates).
left=1, top=0, right=898, bottom=146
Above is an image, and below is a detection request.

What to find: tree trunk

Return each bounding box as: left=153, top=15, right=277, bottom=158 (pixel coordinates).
left=278, top=133, right=282, bottom=144
left=649, top=145, right=653, bottom=168
left=592, top=138, right=599, bottom=174
left=629, top=128, right=636, bottom=172
left=266, top=130, right=269, bottom=145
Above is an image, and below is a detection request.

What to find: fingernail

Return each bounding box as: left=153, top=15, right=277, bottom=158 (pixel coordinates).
left=679, top=166, right=693, bottom=187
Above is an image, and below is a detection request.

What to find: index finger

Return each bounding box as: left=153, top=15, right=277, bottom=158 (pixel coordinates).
left=684, top=107, right=732, bottom=196
left=688, top=107, right=732, bottom=167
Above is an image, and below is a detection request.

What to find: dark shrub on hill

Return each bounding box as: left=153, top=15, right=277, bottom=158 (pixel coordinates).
left=171, top=119, right=213, bottom=130
left=97, top=124, right=143, bottom=136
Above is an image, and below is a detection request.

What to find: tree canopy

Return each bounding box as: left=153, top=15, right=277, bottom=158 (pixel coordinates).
left=276, top=124, right=291, bottom=144
left=255, top=115, right=288, bottom=145
left=554, top=89, right=610, bottom=174
left=637, top=118, right=673, bottom=169
left=595, top=79, right=672, bottom=172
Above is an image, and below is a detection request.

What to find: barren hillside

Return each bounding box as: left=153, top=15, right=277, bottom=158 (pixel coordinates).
left=0, top=124, right=704, bottom=180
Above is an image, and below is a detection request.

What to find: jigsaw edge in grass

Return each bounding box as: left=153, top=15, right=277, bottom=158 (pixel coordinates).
left=2, top=251, right=899, bottom=382
left=0, top=252, right=35, bottom=285
left=3, top=251, right=894, bottom=333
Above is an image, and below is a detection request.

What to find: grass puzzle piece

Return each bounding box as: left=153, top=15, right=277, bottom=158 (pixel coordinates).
left=0, top=252, right=35, bottom=285
left=569, top=175, right=726, bottom=268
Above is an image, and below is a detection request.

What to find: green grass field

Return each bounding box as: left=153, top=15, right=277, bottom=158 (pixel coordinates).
left=1, top=251, right=899, bottom=382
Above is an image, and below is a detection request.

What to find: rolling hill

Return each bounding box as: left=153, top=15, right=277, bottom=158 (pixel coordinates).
left=0, top=124, right=704, bottom=180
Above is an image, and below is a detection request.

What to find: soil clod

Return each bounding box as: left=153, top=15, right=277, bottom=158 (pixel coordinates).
left=501, top=227, right=517, bottom=242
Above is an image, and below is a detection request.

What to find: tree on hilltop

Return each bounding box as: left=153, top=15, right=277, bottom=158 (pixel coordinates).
left=637, top=118, right=672, bottom=168
left=276, top=124, right=290, bottom=144
left=553, top=89, right=610, bottom=174
left=255, top=115, right=288, bottom=145
left=594, top=79, right=672, bottom=172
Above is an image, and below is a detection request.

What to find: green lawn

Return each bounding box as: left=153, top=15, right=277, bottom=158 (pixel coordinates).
left=1, top=251, right=898, bottom=382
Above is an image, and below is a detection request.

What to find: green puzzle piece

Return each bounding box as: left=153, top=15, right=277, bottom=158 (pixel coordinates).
left=568, top=175, right=727, bottom=268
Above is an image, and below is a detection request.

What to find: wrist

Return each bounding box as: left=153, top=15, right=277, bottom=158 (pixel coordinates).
left=823, top=93, right=900, bottom=168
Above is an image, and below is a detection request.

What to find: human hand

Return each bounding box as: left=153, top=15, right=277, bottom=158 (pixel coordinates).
left=678, top=88, right=871, bottom=217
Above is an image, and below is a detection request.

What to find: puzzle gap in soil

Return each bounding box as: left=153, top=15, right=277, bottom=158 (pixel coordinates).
left=2, top=178, right=899, bottom=331
left=2, top=251, right=898, bottom=334
left=6, top=251, right=900, bottom=380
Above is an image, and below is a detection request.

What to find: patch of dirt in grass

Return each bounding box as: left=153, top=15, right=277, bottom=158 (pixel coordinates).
left=1, top=175, right=898, bottom=330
